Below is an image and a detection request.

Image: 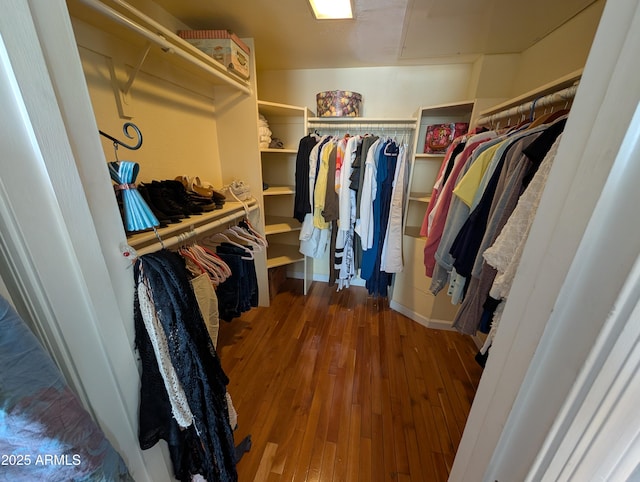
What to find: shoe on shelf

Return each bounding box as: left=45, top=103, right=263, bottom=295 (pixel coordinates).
left=159, top=179, right=205, bottom=215
left=174, top=175, right=190, bottom=190
left=221, top=180, right=251, bottom=202
left=147, top=181, right=191, bottom=219
left=138, top=184, right=181, bottom=224
left=188, top=176, right=215, bottom=198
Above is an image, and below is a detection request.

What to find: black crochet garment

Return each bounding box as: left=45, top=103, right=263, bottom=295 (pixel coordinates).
left=134, top=249, right=237, bottom=482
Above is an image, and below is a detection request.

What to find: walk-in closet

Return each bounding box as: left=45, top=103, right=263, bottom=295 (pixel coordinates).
left=2, top=0, right=640, bottom=481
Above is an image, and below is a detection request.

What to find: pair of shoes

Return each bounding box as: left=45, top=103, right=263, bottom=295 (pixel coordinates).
left=221, top=180, right=252, bottom=202
left=138, top=184, right=183, bottom=225
left=189, top=176, right=215, bottom=198
left=175, top=175, right=216, bottom=198
left=139, top=180, right=212, bottom=224
left=174, top=175, right=227, bottom=209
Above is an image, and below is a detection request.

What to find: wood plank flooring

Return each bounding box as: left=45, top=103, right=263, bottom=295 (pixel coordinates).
left=216, top=279, right=483, bottom=482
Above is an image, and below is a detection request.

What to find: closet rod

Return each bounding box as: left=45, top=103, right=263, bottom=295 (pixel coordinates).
left=477, top=84, right=578, bottom=126
left=77, top=0, right=251, bottom=95
left=134, top=204, right=259, bottom=257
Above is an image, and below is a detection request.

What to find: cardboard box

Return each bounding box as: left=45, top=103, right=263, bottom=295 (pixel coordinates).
left=178, top=30, right=250, bottom=79
left=268, top=266, right=288, bottom=300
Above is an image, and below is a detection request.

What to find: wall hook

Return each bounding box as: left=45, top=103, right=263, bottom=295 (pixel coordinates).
left=99, top=122, right=143, bottom=151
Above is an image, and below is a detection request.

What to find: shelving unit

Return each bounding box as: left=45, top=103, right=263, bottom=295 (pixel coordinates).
left=258, top=100, right=314, bottom=295
left=390, top=100, right=477, bottom=329
left=69, top=0, right=251, bottom=119
left=66, top=0, right=271, bottom=305
left=403, top=101, right=476, bottom=238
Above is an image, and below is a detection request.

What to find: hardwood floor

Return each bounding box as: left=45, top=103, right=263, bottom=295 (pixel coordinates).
left=216, top=279, right=483, bottom=482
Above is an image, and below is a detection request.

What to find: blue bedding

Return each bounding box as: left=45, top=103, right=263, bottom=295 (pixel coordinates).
left=0, top=295, right=133, bottom=481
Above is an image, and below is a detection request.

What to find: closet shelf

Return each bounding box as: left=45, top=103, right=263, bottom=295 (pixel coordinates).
left=264, top=216, right=302, bottom=235
left=266, top=244, right=304, bottom=268
left=478, top=68, right=582, bottom=119
left=408, top=192, right=432, bottom=203
left=126, top=200, right=257, bottom=252
left=415, top=152, right=446, bottom=159
left=71, top=0, right=251, bottom=95
left=404, top=226, right=425, bottom=239
left=308, top=117, right=416, bottom=123
left=258, top=100, right=314, bottom=118
left=262, top=185, right=295, bottom=196
left=260, top=148, right=298, bottom=154
left=416, top=101, right=476, bottom=117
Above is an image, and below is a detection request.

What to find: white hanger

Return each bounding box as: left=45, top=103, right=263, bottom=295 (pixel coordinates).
left=226, top=226, right=263, bottom=252
left=203, top=232, right=254, bottom=260
left=237, top=219, right=268, bottom=248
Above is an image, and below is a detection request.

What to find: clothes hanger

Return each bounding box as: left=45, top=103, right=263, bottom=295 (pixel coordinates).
left=225, top=226, right=263, bottom=252
left=238, top=219, right=268, bottom=248
left=190, top=244, right=232, bottom=284
left=229, top=222, right=266, bottom=248
left=178, top=245, right=209, bottom=278
left=203, top=232, right=254, bottom=260
left=179, top=244, right=231, bottom=285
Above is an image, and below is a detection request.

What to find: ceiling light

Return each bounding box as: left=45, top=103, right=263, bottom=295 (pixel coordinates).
left=309, top=0, right=353, bottom=19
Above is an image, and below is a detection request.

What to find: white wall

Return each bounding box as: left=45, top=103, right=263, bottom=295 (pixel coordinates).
left=510, top=0, right=606, bottom=96
left=71, top=17, right=224, bottom=188
left=467, top=53, right=520, bottom=100
left=258, top=63, right=474, bottom=117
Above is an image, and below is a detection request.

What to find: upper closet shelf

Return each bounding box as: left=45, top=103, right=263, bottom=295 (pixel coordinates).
left=258, top=100, right=313, bottom=118
left=308, top=117, right=415, bottom=125
left=260, top=148, right=298, bottom=154
left=127, top=200, right=258, bottom=255
left=72, top=0, right=251, bottom=96
left=478, top=68, right=582, bottom=119
left=416, top=101, right=476, bottom=117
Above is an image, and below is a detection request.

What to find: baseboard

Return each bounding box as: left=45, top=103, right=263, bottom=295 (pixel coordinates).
left=389, top=300, right=456, bottom=331
left=288, top=271, right=366, bottom=287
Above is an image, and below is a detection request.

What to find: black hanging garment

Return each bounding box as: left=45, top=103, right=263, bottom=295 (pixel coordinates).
left=134, top=249, right=237, bottom=482
left=293, top=134, right=321, bottom=222
left=215, top=243, right=259, bottom=322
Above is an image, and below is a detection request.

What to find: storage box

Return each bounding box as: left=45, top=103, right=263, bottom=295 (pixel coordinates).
left=316, top=90, right=363, bottom=117
left=178, top=30, right=250, bottom=79
left=268, top=266, right=288, bottom=300
left=424, top=122, right=469, bottom=153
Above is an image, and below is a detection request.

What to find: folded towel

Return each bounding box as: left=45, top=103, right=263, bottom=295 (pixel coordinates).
left=269, top=138, right=284, bottom=149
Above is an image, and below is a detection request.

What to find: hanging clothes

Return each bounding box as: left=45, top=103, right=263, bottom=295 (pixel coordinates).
left=214, top=243, right=259, bottom=322
left=300, top=136, right=332, bottom=259
left=381, top=143, right=409, bottom=273
left=293, top=134, right=321, bottom=223
left=336, top=136, right=361, bottom=289
left=352, top=135, right=379, bottom=271
left=429, top=137, right=505, bottom=294
left=450, top=118, right=567, bottom=334
left=361, top=139, right=399, bottom=297
left=134, top=249, right=237, bottom=482
left=294, top=128, right=410, bottom=297
left=480, top=134, right=563, bottom=353
left=421, top=130, right=497, bottom=278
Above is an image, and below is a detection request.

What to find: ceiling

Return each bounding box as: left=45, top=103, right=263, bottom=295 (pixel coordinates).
left=151, top=0, right=598, bottom=72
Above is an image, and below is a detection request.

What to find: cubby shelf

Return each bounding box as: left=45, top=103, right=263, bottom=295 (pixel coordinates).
left=403, top=101, right=475, bottom=238
left=258, top=100, right=314, bottom=295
